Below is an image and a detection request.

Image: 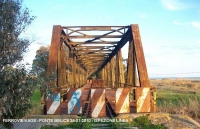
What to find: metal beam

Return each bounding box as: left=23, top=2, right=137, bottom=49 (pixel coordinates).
left=75, top=46, right=114, bottom=48
left=126, top=40, right=136, bottom=86
left=47, top=25, right=62, bottom=87
left=68, top=41, right=119, bottom=45
left=62, top=26, right=128, bottom=29
left=89, top=26, right=131, bottom=77
left=67, top=35, right=122, bottom=39
left=76, top=53, right=110, bottom=56
left=131, top=24, right=150, bottom=87
left=76, top=50, right=112, bottom=53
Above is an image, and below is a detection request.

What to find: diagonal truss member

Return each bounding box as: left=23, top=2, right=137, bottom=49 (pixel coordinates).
left=46, top=24, right=150, bottom=88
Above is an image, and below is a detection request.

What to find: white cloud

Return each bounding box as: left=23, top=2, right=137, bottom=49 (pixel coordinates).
left=191, top=21, right=200, bottom=30
left=161, top=0, right=190, bottom=10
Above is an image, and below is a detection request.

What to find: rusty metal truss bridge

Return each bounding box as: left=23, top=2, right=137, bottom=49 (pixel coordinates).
left=42, top=24, right=156, bottom=116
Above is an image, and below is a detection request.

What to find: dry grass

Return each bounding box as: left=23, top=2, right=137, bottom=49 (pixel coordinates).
left=150, top=78, right=200, bottom=120
left=151, top=78, right=200, bottom=94
left=156, top=97, right=200, bottom=119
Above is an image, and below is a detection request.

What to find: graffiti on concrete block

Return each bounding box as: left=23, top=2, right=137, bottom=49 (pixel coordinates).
left=68, top=89, right=82, bottom=114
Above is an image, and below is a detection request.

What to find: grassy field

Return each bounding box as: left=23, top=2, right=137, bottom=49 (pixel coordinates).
left=151, top=78, right=200, bottom=120
left=29, top=78, right=200, bottom=121
left=29, top=89, right=41, bottom=115
left=31, top=89, right=40, bottom=104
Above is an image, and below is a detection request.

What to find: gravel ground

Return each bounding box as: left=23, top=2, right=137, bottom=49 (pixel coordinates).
left=148, top=114, right=200, bottom=129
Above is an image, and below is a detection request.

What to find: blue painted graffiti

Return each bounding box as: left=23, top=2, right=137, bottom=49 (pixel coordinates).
left=69, top=91, right=81, bottom=114
left=54, top=94, right=60, bottom=101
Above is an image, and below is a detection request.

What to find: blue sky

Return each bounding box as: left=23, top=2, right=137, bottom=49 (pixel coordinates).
left=22, top=0, right=200, bottom=78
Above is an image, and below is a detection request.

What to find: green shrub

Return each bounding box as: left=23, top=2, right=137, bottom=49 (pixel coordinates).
left=131, top=116, right=166, bottom=129
left=131, top=116, right=149, bottom=127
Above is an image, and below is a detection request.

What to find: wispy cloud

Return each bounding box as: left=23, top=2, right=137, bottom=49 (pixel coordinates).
left=161, top=0, right=190, bottom=10
left=173, top=20, right=200, bottom=31
left=191, top=21, right=200, bottom=30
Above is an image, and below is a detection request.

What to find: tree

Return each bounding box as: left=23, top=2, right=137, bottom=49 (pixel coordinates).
left=32, top=46, right=49, bottom=78
left=31, top=46, right=60, bottom=115
left=0, top=0, right=35, bottom=128
left=31, top=46, right=51, bottom=91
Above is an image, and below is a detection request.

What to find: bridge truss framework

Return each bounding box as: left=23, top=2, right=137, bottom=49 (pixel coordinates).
left=41, top=24, right=156, bottom=116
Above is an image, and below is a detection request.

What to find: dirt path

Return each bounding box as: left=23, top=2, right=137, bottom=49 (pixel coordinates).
left=118, top=113, right=200, bottom=129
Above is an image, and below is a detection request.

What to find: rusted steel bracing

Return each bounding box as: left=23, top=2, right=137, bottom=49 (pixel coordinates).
left=58, top=44, right=66, bottom=87
left=61, top=26, right=130, bottom=77
left=47, top=24, right=150, bottom=87
left=126, top=40, right=136, bottom=86
left=130, top=24, right=150, bottom=87
left=47, top=25, right=62, bottom=87
left=44, top=24, right=156, bottom=115
left=150, top=87, right=157, bottom=112
left=110, top=58, right=115, bottom=88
